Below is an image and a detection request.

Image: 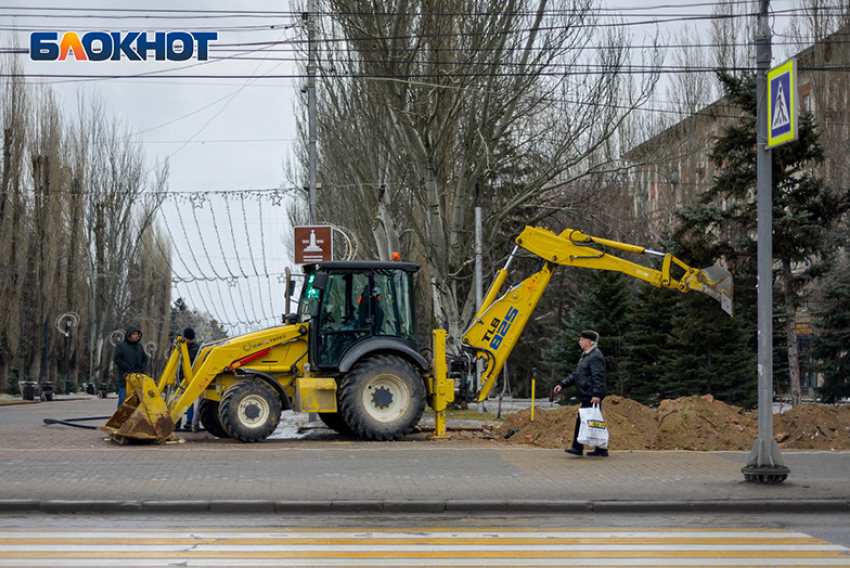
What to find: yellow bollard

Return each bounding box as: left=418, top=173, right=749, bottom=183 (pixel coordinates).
left=427, top=329, right=452, bottom=440
left=531, top=378, right=535, bottom=422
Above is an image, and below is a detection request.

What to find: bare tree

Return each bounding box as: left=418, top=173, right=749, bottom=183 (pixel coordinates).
left=710, top=0, right=755, bottom=82
left=786, top=0, right=848, bottom=54
left=667, top=26, right=714, bottom=117
left=292, top=0, right=659, bottom=340
left=0, top=58, right=30, bottom=387
left=26, top=87, right=69, bottom=383
left=0, top=61, right=171, bottom=391
left=72, top=97, right=168, bottom=385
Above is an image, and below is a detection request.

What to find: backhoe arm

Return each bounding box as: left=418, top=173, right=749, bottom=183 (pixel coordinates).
left=462, top=226, right=734, bottom=403
left=517, top=227, right=733, bottom=313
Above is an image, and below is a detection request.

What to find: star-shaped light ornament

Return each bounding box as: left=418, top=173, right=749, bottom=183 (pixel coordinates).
left=190, top=193, right=207, bottom=209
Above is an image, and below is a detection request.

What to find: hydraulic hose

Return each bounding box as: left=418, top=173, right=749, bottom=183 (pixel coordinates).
left=44, top=415, right=204, bottom=432
left=43, top=416, right=111, bottom=430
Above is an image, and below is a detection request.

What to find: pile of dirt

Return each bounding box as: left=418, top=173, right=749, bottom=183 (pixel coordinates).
left=492, top=397, right=657, bottom=450
left=774, top=403, right=850, bottom=450
left=489, top=396, right=850, bottom=451
left=653, top=395, right=757, bottom=451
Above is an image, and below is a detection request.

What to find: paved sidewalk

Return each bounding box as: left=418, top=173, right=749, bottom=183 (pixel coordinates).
left=0, top=397, right=847, bottom=514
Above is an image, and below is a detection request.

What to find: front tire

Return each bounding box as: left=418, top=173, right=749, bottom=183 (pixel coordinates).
left=198, top=399, right=230, bottom=438
left=338, top=355, right=426, bottom=441
left=218, top=379, right=282, bottom=442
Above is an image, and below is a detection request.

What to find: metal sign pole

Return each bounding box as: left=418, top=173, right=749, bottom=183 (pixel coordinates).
left=475, top=202, right=485, bottom=413
left=742, top=0, right=789, bottom=484
left=307, top=0, right=318, bottom=225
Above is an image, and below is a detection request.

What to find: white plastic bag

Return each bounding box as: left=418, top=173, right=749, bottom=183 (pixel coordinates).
left=577, top=403, right=608, bottom=449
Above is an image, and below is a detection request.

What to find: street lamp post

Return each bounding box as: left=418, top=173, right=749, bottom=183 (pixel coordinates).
left=55, top=313, right=79, bottom=395
left=65, top=320, right=71, bottom=395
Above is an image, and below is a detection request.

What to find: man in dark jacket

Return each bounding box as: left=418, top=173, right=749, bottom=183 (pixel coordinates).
left=554, top=330, right=608, bottom=457
left=112, top=325, right=148, bottom=408
left=177, top=327, right=201, bottom=430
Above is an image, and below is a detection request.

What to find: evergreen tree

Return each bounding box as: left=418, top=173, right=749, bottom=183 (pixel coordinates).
left=621, top=280, right=681, bottom=405
left=674, top=72, right=848, bottom=407
left=812, top=255, right=850, bottom=402
left=660, top=293, right=757, bottom=407
left=546, top=268, right=634, bottom=401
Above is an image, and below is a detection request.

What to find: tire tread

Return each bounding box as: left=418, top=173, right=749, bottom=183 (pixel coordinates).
left=338, top=354, right=425, bottom=441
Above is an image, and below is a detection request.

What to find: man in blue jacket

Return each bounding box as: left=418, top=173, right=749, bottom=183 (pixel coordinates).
left=554, top=330, right=608, bottom=457
left=112, top=325, right=148, bottom=407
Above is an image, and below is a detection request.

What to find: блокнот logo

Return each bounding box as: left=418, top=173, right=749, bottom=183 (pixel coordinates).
left=30, top=31, right=218, bottom=61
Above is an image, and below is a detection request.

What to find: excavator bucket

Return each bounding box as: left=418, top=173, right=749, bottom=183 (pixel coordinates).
left=100, top=373, right=176, bottom=444
left=687, top=265, right=734, bottom=316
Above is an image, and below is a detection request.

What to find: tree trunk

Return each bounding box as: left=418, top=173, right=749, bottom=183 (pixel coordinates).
left=783, top=259, right=801, bottom=407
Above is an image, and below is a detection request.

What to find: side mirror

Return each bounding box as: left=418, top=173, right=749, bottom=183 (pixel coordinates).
left=312, top=272, right=328, bottom=291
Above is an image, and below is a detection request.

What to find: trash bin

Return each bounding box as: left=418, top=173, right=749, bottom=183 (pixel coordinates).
left=40, top=382, right=54, bottom=402
left=19, top=381, right=38, bottom=401
left=85, top=383, right=96, bottom=395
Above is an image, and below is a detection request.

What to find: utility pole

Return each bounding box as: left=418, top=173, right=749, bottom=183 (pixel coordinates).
left=306, top=0, right=318, bottom=225
left=742, top=0, right=789, bottom=484
left=474, top=182, right=485, bottom=413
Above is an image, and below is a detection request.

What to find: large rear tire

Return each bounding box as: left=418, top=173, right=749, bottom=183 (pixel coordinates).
left=218, top=379, right=282, bottom=442
left=338, top=355, right=426, bottom=441
left=318, top=411, right=355, bottom=437
left=198, top=399, right=230, bottom=438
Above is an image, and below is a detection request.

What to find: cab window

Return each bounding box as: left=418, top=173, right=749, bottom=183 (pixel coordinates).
left=317, top=271, right=370, bottom=365
left=373, top=270, right=415, bottom=340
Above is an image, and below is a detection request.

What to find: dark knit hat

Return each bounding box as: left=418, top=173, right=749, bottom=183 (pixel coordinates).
left=183, top=327, right=196, bottom=340
left=580, top=330, right=599, bottom=342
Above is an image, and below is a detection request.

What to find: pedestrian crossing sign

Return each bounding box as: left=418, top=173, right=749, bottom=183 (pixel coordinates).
left=767, top=59, right=797, bottom=148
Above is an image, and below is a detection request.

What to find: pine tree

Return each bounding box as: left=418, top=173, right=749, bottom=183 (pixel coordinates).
left=660, top=293, right=757, bottom=407
left=812, top=256, right=850, bottom=402
left=546, top=268, right=634, bottom=400
left=674, top=72, right=848, bottom=407
left=621, top=280, right=681, bottom=405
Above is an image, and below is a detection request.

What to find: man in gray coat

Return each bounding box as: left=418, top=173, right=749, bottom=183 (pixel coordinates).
left=554, top=330, right=608, bottom=457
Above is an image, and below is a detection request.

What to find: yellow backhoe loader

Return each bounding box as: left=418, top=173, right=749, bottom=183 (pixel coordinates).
left=101, top=226, right=733, bottom=444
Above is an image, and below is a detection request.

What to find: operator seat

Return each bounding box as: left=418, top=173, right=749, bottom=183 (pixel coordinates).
left=355, top=284, right=371, bottom=329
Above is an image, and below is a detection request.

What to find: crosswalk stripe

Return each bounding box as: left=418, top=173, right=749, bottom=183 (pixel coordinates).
left=0, top=537, right=828, bottom=545
left=0, top=528, right=846, bottom=567
left=1, top=550, right=848, bottom=557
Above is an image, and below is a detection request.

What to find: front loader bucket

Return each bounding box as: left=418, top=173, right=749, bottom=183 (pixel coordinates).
left=100, top=373, right=176, bottom=444
left=688, top=265, right=734, bottom=316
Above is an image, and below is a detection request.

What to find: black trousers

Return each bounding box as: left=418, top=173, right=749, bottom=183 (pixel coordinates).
left=571, top=398, right=601, bottom=451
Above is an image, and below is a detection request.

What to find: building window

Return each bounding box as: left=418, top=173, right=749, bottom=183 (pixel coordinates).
left=801, top=83, right=812, bottom=113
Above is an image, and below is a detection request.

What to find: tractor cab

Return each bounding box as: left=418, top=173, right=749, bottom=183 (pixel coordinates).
left=298, top=261, right=421, bottom=371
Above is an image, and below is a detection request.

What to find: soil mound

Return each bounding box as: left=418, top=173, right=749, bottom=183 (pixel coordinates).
left=493, top=397, right=656, bottom=450
left=494, top=406, right=577, bottom=449
left=487, top=396, right=850, bottom=451
left=654, top=395, right=757, bottom=450
left=774, top=403, right=850, bottom=450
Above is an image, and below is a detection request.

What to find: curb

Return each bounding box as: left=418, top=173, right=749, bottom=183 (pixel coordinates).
left=1, top=499, right=847, bottom=515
